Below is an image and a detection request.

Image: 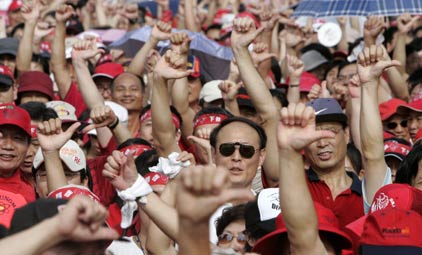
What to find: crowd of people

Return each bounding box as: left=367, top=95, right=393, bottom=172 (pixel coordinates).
left=0, top=0, right=421, bottom=254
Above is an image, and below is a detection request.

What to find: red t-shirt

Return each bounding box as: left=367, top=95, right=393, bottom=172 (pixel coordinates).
left=63, top=82, right=87, bottom=118
left=0, top=170, right=36, bottom=204
left=88, top=155, right=116, bottom=207
left=306, top=168, right=364, bottom=227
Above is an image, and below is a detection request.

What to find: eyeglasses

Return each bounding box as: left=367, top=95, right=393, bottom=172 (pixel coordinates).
left=0, top=83, right=12, bottom=92
left=219, top=142, right=258, bottom=159
left=218, top=232, right=248, bottom=245
left=386, top=120, right=408, bottom=129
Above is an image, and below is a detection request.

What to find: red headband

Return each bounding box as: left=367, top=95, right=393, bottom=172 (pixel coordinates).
left=30, top=125, right=37, bottom=138
left=144, top=172, right=168, bottom=186
left=120, top=144, right=152, bottom=158
left=237, top=94, right=251, bottom=100
left=140, top=110, right=181, bottom=130
left=193, top=114, right=228, bottom=129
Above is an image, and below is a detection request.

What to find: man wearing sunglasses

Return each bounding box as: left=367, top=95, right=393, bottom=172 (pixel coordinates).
left=379, top=98, right=411, bottom=141
left=210, top=117, right=266, bottom=190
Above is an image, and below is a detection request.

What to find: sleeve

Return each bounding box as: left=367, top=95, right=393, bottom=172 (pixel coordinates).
left=88, top=156, right=116, bottom=206
left=362, top=166, right=392, bottom=214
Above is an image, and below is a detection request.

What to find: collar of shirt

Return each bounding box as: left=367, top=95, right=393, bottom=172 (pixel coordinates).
left=307, top=168, right=362, bottom=195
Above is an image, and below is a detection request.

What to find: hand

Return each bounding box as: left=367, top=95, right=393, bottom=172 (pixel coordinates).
left=34, top=22, right=54, bottom=42
left=187, top=135, right=212, bottom=164
left=71, top=40, right=105, bottom=62
left=146, top=50, right=161, bottom=74
left=21, top=0, right=41, bottom=22
left=154, top=50, right=192, bottom=80
left=176, top=165, right=254, bottom=223
left=55, top=195, right=119, bottom=241
left=90, top=105, right=117, bottom=128
left=170, top=32, right=191, bottom=55
left=103, top=150, right=139, bottom=191
left=56, top=4, right=75, bottom=22
left=357, top=45, right=401, bottom=84
left=231, top=17, right=265, bottom=50
left=122, top=3, right=139, bottom=21
left=251, top=42, right=276, bottom=66
left=219, top=80, right=240, bottom=101
left=397, top=13, right=420, bottom=34
left=348, top=74, right=361, bottom=99
left=176, top=151, right=196, bottom=166
left=259, top=7, right=277, bottom=32
left=279, top=26, right=304, bottom=48
left=37, top=118, right=81, bottom=152
left=364, top=16, right=386, bottom=41
left=286, top=54, right=304, bottom=81
left=151, top=21, right=172, bottom=42
left=277, top=103, right=335, bottom=151
left=337, top=16, right=347, bottom=27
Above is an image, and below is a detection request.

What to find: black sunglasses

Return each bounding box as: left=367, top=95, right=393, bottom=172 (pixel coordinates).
left=218, top=232, right=248, bottom=245
left=386, top=120, right=408, bottom=129
left=219, top=142, right=257, bottom=159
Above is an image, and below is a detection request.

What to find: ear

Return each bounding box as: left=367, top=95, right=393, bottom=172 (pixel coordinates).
left=258, top=148, right=266, bottom=167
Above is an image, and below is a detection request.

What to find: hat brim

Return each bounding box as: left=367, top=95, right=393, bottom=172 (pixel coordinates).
left=0, top=50, right=17, bottom=57
left=92, top=73, right=114, bottom=80
left=316, top=113, right=348, bottom=126
left=397, top=105, right=422, bottom=115
left=0, top=75, right=13, bottom=87
left=384, top=153, right=404, bottom=161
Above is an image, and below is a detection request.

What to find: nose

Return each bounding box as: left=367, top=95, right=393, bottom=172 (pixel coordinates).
left=0, top=136, right=14, bottom=150
left=316, top=138, right=329, bottom=148
left=231, top=147, right=242, bottom=161
left=229, top=238, right=245, bottom=252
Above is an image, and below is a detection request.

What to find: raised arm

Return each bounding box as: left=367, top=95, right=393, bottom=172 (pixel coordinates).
left=184, top=0, right=201, bottom=32
left=394, top=13, right=420, bottom=75
left=16, top=1, right=40, bottom=73
left=363, top=16, right=385, bottom=47
left=37, top=118, right=81, bottom=193
left=379, top=45, right=408, bottom=101
left=231, top=16, right=280, bottom=186
left=51, top=4, right=75, bottom=99
left=277, top=103, right=333, bottom=254
left=127, top=21, right=172, bottom=77
left=169, top=32, right=196, bottom=147
left=359, top=45, right=401, bottom=206
left=152, top=50, right=192, bottom=156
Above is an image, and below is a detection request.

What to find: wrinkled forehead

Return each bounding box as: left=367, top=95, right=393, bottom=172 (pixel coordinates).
left=217, top=122, right=260, bottom=145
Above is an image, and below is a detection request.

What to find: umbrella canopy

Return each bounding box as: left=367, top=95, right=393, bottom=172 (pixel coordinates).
left=109, top=26, right=233, bottom=82
left=293, top=0, right=422, bottom=17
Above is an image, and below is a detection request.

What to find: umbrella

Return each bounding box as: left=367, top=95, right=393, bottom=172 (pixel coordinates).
left=109, top=26, right=233, bottom=82
left=293, top=0, right=422, bottom=17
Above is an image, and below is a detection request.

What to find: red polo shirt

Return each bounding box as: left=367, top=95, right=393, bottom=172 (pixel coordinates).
left=0, top=170, right=36, bottom=204
left=306, top=168, right=364, bottom=227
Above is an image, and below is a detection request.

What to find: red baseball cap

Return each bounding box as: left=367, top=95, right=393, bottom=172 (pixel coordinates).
left=379, top=98, right=407, bottom=121
left=8, top=0, right=22, bottom=12
left=360, top=209, right=422, bottom=254
left=17, top=71, right=54, bottom=100
left=92, top=62, right=124, bottom=80
left=384, top=138, right=411, bottom=161
left=48, top=184, right=100, bottom=203
left=299, top=72, right=321, bottom=92
left=397, top=99, right=422, bottom=115
left=345, top=184, right=422, bottom=246
left=0, top=64, right=14, bottom=87
left=0, top=103, right=31, bottom=137
left=252, top=202, right=352, bottom=254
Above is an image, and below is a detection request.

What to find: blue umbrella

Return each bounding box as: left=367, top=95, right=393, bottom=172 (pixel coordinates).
left=293, top=0, right=422, bottom=17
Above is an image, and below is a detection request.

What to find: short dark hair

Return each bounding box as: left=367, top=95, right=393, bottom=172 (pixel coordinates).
left=118, top=137, right=152, bottom=150
left=337, top=61, right=356, bottom=76
left=111, top=72, right=146, bottom=92
left=20, top=102, right=58, bottom=122
left=395, top=143, right=422, bottom=186
left=210, top=117, right=267, bottom=150
left=215, top=204, right=246, bottom=237
left=269, top=89, right=288, bottom=107
left=135, top=149, right=159, bottom=176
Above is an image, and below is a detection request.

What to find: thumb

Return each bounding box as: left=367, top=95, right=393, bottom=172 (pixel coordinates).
left=378, top=60, right=401, bottom=71
left=65, top=122, right=81, bottom=137
left=81, top=124, right=95, bottom=134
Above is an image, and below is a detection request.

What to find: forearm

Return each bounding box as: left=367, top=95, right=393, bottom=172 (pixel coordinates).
left=171, top=77, right=195, bottom=146
left=271, top=23, right=280, bottom=55
left=393, top=34, right=407, bottom=74
left=112, top=122, right=133, bottom=146
left=233, top=47, right=278, bottom=120
left=127, top=38, right=158, bottom=76
left=95, top=5, right=108, bottom=27
left=72, top=59, right=104, bottom=108
left=385, top=65, right=408, bottom=100
left=278, top=148, right=319, bottom=246
left=0, top=217, right=63, bottom=254
left=184, top=0, right=200, bottom=32
left=151, top=75, right=180, bottom=156
left=224, top=98, right=241, bottom=116
left=51, top=22, right=71, bottom=99
left=178, top=221, right=210, bottom=255
left=337, top=24, right=348, bottom=53
left=43, top=150, right=68, bottom=193
left=16, top=22, right=36, bottom=73
left=287, top=86, right=300, bottom=104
